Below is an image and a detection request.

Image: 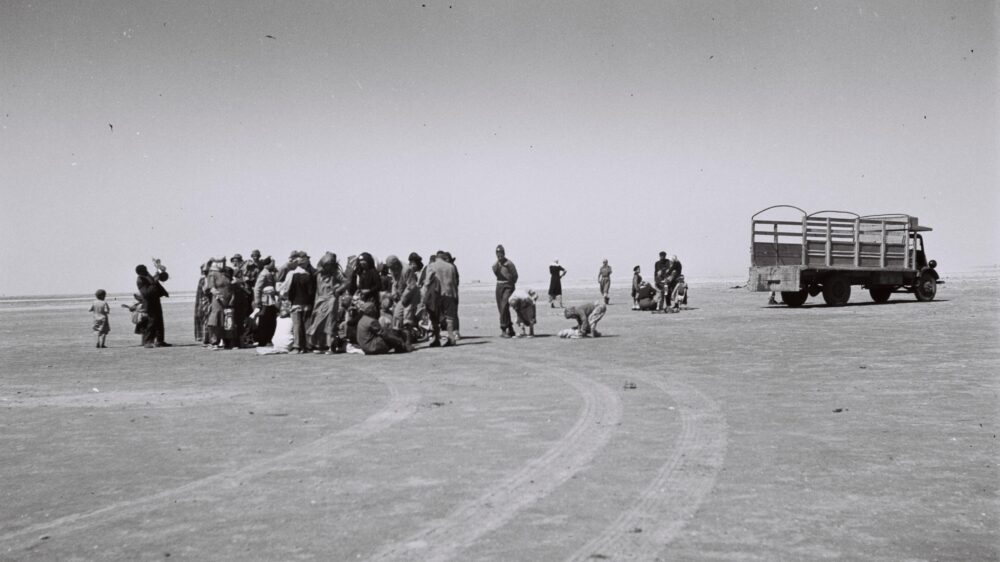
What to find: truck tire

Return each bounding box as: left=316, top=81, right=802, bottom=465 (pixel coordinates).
left=869, top=286, right=893, bottom=303
left=914, top=271, right=937, bottom=302
left=822, top=275, right=851, bottom=306
left=780, top=290, right=808, bottom=307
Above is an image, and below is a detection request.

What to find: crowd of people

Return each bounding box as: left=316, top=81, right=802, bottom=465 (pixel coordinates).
left=95, top=248, right=687, bottom=352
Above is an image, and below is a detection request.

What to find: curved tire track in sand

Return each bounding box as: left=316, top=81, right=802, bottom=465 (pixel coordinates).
left=0, top=376, right=419, bottom=548
left=567, top=371, right=727, bottom=562
left=370, top=367, right=623, bottom=562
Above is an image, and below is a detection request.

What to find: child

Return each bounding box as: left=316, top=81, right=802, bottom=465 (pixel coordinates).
left=121, top=292, right=148, bottom=338
left=90, top=289, right=111, bottom=348
left=631, top=266, right=642, bottom=310
left=257, top=302, right=294, bottom=355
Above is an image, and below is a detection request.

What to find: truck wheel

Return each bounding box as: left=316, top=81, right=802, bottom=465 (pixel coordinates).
left=822, top=275, right=851, bottom=306
left=780, top=290, right=808, bottom=307
left=869, top=286, right=893, bottom=303
left=914, top=272, right=937, bottom=302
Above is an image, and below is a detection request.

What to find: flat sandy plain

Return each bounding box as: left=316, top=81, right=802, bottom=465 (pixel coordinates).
left=2, top=274, right=997, bottom=561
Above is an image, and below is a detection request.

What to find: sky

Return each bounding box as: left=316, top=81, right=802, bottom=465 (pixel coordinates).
left=1, top=0, right=996, bottom=296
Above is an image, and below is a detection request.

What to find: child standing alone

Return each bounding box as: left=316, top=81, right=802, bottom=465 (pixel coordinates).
left=90, top=289, right=110, bottom=348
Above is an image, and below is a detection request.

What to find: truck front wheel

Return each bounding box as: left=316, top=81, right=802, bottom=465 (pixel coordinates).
left=781, top=290, right=808, bottom=307
left=914, top=272, right=937, bottom=302
left=869, top=286, right=893, bottom=303
left=822, top=275, right=851, bottom=306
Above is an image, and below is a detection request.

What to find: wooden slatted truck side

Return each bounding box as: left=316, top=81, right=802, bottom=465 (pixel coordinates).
left=748, top=205, right=941, bottom=307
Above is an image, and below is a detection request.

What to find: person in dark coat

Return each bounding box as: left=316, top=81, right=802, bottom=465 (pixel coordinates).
left=654, top=251, right=671, bottom=276
left=356, top=314, right=411, bottom=355
left=348, top=252, right=381, bottom=306
left=285, top=253, right=315, bottom=353
left=492, top=245, right=518, bottom=337
left=136, top=261, right=170, bottom=348
left=548, top=259, right=566, bottom=308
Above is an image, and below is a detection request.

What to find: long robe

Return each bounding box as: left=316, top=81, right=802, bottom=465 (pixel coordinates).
left=306, top=269, right=344, bottom=347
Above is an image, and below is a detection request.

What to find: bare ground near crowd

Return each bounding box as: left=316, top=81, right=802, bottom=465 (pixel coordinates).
left=1, top=275, right=998, bottom=561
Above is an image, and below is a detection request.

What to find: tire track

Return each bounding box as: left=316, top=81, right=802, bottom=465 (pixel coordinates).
left=566, top=371, right=727, bottom=562
left=369, top=366, right=623, bottom=562
left=0, top=375, right=419, bottom=548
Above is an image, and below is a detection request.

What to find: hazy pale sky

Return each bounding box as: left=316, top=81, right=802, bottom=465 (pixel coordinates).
left=1, top=1, right=996, bottom=295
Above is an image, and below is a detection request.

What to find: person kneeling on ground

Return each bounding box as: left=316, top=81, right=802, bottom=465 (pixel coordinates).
left=635, top=281, right=657, bottom=311
left=356, top=312, right=412, bottom=355
left=562, top=300, right=607, bottom=337
left=508, top=288, right=538, bottom=338
left=256, top=302, right=294, bottom=355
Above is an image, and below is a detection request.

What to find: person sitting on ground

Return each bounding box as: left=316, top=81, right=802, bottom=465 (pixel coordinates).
left=356, top=310, right=412, bottom=355
left=379, top=294, right=396, bottom=331
left=562, top=300, right=607, bottom=337
left=508, top=288, right=539, bottom=338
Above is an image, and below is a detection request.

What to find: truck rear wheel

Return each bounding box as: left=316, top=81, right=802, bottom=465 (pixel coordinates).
left=822, top=275, right=851, bottom=306
left=914, top=271, right=937, bottom=302
left=780, top=290, right=808, bottom=307
left=869, top=286, right=893, bottom=303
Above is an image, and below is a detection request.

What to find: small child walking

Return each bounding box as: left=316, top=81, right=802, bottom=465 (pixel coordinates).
left=90, top=289, right=111, bottom=348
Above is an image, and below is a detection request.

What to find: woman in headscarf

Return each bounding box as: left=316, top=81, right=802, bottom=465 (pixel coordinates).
left=306, top=252, right=346, bottom=354
left=194, top=262, right=211, bottom=344
left=205, top=258, right=235, bottom=349
left=348, top=252, right=381, bottom=307
left=253, top=257, right=278, bottom=346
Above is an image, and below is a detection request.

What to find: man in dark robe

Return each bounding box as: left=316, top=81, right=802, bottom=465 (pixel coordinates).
left=136, top=263, right=170, bottom=348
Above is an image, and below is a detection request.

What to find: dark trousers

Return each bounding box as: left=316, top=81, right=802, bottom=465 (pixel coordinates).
left=496, top=284, right=514, bottom=331
left=143, top=303, right=165, bottom=345
left=382, top=328, right=410, bottom=353
left=256, top=307, right=277, bottom=345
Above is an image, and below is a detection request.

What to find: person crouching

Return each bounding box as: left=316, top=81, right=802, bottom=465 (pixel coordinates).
left=562, top=300, right=607, bottom=338
left=508, top=288, right=538, bottom=338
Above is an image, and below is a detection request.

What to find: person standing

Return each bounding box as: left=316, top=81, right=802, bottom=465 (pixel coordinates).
left=492, top=245, right=518, bottom=337
left=654, top=251, right=671, bottom=277
left=89, top=289, right=111, bottom=348
left=285, top=253, right=315, bottom=353
left=253, top=258, right=279, bottom=345
left=306, top=252, right=346, bottom=353
left=665, top=254, right=683, bottom=308
left=548, top=259, right=566, bottom=308
left=426, top=250, right=459, bottom=346
left=598, top=259, right=612, bottom=305
left=136, top=260, right=170, bottom=348
left=631, top=266, right=643, bottom=310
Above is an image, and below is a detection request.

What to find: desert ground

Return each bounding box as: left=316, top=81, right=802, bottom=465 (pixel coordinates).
left=1, top=275, right=997, bottom=561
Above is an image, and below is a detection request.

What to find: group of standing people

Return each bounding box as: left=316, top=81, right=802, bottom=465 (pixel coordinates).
left=193, top=249, right=462, bottom=355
